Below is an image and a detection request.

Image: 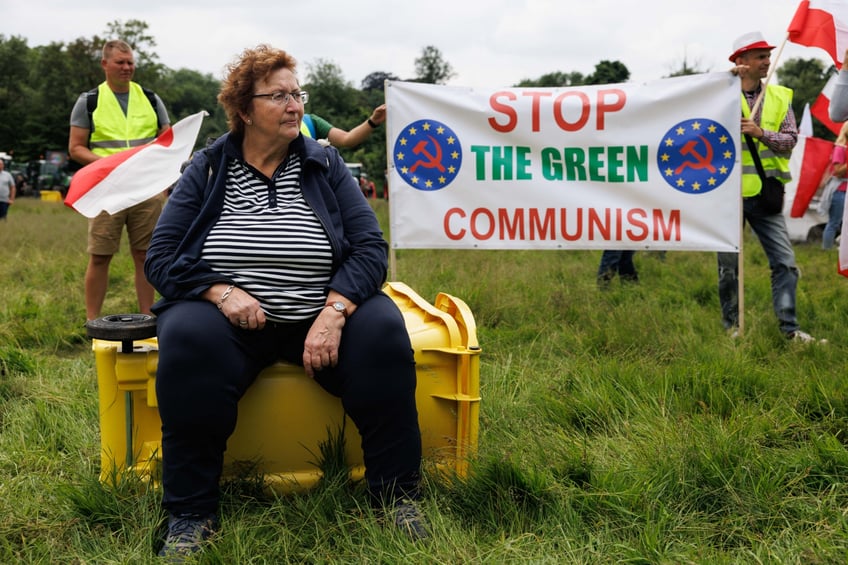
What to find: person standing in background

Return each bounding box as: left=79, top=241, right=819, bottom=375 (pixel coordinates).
left=596, top=250, right=638, bottom=289
left=0, top=160, right=15, bottom=220
left=68, top=39, right=171, bottom=321
left=822, top=122, right=848, bottom=250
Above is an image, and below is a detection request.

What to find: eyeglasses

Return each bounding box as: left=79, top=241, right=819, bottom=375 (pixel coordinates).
left=251, top=91, right=309, bottom=105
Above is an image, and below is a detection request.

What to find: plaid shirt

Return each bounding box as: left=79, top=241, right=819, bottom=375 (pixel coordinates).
left=742, top=84, right=798, bottom=155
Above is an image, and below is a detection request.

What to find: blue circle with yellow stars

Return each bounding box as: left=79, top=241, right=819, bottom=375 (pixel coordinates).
left=392, top=119, right=462, bottom=191
left=656, top=118, right=736, bottom=195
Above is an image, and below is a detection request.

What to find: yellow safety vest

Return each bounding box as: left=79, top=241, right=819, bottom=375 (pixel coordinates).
left=89, top=82, right=159, bottom=157
left=740, top=84, right=793, bottom=198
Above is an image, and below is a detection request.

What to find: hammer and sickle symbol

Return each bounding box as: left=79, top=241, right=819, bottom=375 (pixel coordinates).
left=674, top=135, right=716, bottom=174
left=409, top=136, right=446, bottom=173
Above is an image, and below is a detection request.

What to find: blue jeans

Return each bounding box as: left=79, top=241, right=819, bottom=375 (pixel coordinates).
left=597, top=250, right=638, bottom=286
left=717, top=197, right=799, bottom=335
left=822, top=189, right=845, bottom=249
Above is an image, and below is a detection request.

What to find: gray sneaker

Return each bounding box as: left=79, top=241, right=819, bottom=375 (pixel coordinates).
left=158, top=513, right=218, bottom=559
left=787, top=330, right=827, bottom=344
left=392, top=499, right=430, bottom=541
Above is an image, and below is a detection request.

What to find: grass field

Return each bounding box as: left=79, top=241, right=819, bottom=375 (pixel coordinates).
left=1, top=197, right=847, bottom=563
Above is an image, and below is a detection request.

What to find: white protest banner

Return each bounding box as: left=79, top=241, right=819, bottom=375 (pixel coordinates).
left=385, top=73, right=742, bottom=251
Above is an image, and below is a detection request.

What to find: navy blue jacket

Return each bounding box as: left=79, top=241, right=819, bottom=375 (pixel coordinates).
left=144, top=133, right=388, bottom=314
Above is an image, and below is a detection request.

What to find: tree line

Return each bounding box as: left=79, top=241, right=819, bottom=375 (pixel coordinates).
left=0, top=19, right=837, bottom=189
left=0, top=20, right=458, bottom=189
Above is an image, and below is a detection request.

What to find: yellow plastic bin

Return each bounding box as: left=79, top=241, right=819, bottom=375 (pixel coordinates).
left=40, top=190, right=63, bottom=202
left=91, top=282, right=481, bottom=492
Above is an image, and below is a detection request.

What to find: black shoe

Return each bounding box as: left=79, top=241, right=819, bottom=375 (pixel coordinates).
left=392, top=499, right=430, bottom=541
left=158, top=513, right=218, bottom=559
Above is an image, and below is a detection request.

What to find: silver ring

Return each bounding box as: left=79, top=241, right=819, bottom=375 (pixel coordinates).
left=239, top=320, right=247, bottom=326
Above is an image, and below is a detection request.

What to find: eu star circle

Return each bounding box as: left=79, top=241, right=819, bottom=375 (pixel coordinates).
left=657, top=119, right=736, bottom=195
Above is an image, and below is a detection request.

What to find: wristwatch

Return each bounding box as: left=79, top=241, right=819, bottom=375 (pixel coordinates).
left=327, top=301, right=348, bottom=318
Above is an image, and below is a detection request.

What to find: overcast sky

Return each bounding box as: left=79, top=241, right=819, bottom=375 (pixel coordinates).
left=7, top=0, right=833, bottom=87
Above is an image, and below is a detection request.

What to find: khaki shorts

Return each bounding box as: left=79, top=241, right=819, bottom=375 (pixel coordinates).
left=87, top=193, right=166, bottom=255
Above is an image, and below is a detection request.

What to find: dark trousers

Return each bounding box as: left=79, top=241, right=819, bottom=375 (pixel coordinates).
left=154, top=292, right=421, bottom=516
left=597, top=250, right=638, bottom=285
left=716, top=197, right=799, bottom=334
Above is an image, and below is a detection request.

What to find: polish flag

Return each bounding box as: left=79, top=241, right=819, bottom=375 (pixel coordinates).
left=787, top=0, right=848, bottom=67
left=810, top=74, right=844, bottom=135
left=789, top=104, right=835, bottom=217
left=65, top=111, right=206, bottom=218
left=789, top=137, right=834, bottom=216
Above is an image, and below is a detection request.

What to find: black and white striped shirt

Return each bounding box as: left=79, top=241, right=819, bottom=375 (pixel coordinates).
left=202, top=154, right=333, bottom=322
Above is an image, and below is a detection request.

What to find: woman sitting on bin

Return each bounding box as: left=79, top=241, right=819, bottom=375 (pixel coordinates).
left=144, top=44, right=426, bottom=558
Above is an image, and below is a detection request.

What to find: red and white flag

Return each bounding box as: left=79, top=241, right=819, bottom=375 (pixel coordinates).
left=789, top=104, right=835, bottom=217
left=789, top=136, right=834, bottom=216
left=810, top=74, right=844, bottom=135
left=65, top=111, right=206, bottom=218
left=787, top=0, right=848, bottom=67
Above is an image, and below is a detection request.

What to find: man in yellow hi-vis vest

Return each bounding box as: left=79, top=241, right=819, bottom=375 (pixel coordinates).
left=718, top=32, right=824, bottom=344
left=69, top=39, right=171, bottom=321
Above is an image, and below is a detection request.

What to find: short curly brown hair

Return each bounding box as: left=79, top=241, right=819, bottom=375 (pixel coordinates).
left=218, top=44, right=298, bottom=137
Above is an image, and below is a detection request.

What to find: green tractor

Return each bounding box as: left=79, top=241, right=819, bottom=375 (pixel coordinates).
left=27, top=151, right=73, bottom=196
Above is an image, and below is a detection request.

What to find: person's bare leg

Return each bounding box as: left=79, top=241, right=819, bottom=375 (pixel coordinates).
left=85, top=254, right=112, bottom=320
left=132, top=248, right=155, bottom=315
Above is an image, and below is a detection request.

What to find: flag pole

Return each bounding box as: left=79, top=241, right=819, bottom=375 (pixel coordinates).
left=751, top=33, right=790, bottom=116
left=387, top=176, right=397, bottom=281
left=384, top=89, right=397, bottom=283
left=737, top=200, right=745, bottom=337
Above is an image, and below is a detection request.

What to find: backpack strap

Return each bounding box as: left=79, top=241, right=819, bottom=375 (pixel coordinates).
left=140, top=87, right=161, bottom=129
left=744, top=134, right=768, bottom=182
left=85, top=88, right=99, bottom=135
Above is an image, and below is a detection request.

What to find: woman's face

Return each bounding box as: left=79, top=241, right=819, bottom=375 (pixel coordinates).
left=244, top=67, right=303, bottom=143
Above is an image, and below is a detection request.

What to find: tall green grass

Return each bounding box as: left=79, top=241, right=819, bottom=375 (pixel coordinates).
left=1, top=197, right=848, bottom=563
